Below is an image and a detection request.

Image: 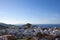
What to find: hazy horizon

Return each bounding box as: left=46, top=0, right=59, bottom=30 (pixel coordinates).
left=0, top=0, right=60, bottom=24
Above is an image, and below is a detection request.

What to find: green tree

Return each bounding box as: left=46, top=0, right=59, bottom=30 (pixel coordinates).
left=25, top=23, right=32, bottom=28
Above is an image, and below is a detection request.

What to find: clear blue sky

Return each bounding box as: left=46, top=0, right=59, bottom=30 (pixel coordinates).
left=0, top=0, right=60, bottom=24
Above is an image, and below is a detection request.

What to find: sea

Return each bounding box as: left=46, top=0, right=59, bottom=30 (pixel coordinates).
left=34, top=24, right=60, bottom=28
left=16, top=24, right=60, bottom=28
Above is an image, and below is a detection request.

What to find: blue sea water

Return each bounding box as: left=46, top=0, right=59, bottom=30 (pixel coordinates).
left=16, top=24, right=60, bottom=28
left=32, top=24, right=60, bottom=28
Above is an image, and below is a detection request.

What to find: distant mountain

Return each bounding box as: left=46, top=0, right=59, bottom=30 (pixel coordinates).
left=0, top=23, right=8, bottom=29
left=0, top=23, right=16, bottom=29
left=0, top=23, right=60, bottom=28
